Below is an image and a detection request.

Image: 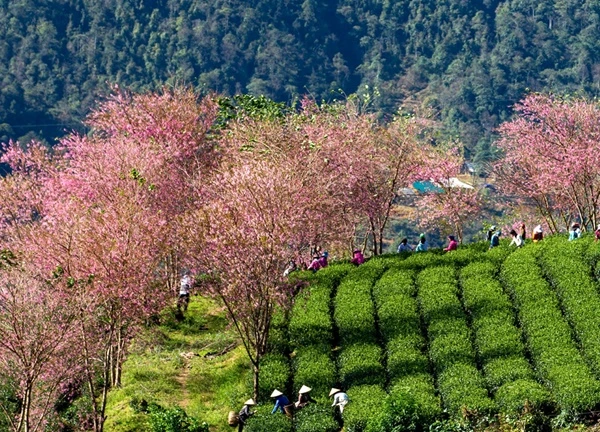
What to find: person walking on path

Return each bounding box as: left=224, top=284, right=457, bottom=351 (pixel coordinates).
left=490, top=230, right=501, bottom=249
left=329, top=388, right=349, bottom=414
left=351, top=250, right=365, bottom=266
left=486, top=225, right=496, bottom=242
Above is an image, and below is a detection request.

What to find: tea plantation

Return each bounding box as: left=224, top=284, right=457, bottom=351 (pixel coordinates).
left=245, top=236, right=600, bottom=431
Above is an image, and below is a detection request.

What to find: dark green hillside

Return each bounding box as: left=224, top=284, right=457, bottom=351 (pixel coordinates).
left=3, top=0, right=600, bottom=156
left=108, top=236, right=600, bottom=431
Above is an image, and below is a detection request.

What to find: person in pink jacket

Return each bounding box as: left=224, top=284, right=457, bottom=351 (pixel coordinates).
left=351, top=249, right=365, bottom=266
left=307, top=255, right=322, bottom=272
left=444, top=235, right=458, bottom=252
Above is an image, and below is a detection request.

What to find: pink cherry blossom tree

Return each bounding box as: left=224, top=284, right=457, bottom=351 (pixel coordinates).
left=495, top=93, right=600, bottom=232
left=0, top=86, right=219, bottom=432
left=414, top=145, right=484, bottom=243
left=0, top=265, right=79, bottom=432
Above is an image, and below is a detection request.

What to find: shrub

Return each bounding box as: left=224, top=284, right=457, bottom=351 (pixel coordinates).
left=294, top=403, right=339, bottom=432
left=289, top=284, right=332, bottom=347
left=344, top=385, right=389, bottom=432
left=385, top=374, right=442, bottom=430
left=495, top=379, right=553, bottom=414
left=539, top=239, right=600, bottom=375
left=338, top=343, right=385, bottom=388
left=292, top=346, right=336, bottom=397
left=258, top=353, right=291, bottom=401
left=501, top=247, right=600, bottom=411
left=417, top=266, right=494, bottom=416
left=386, top=337, right=429, bottom=379
left=244, top=404, right=292, bottom=432
left=147, top=404, right=208, bottom=432
left=334, top=279, right=376, bottom=344
left=460, top=262, right=535, bottom=391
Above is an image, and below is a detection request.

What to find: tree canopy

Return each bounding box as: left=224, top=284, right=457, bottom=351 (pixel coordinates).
left=3, top=0, right=600, bottom=160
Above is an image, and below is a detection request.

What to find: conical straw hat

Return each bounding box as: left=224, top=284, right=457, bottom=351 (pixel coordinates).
left=299, top=385, right=312, bottom=394
left=271, top=389, right=283, bottom=398
left=329, top=388, right=341, bottom=397
left=244, top=399, right=256, bottom=406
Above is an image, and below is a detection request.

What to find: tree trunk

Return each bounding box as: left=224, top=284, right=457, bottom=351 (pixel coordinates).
left=252, top=363, right=260, bottom=403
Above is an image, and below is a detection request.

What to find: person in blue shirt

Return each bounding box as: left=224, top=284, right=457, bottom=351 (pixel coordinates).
left=490, top=230, right=501, bottom=249
left=270, top=389, right=290, bottom=414
left=415, top=233, right=428, bottom=252
left=569, top=223, right=581, bottom=241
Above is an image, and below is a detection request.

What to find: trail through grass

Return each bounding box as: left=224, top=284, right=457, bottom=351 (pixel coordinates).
left=104, top=297, right=251, bottom=432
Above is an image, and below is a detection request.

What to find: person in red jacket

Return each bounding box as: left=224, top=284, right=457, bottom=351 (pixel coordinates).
left=444, top=235, right=458, bottom=252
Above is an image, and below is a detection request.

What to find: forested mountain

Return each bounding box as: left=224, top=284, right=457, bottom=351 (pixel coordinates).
left=3, top=0, right=600, bottom=160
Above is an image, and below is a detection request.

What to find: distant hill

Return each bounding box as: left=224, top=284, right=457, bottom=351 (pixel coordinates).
left=3, top=0, right=600, bottom=160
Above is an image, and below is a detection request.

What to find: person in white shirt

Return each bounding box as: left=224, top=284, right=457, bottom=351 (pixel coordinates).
left=329, top=388, right=349, bottom=413
left=509, top=229, right=523, bottom=247
left=397, top=238, right=413, bottom=253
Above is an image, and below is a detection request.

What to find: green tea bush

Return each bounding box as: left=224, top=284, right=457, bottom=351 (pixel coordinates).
left=344, top=385, right=389, bottom=432
left=460, top=262, right=535, bottom=390
left=289, top=284, right=332, bottom=347
left=386, top=337, right=429, bottom=379
left=147, top=404, right=208, bottom=432
left=495, top=379, right=552, bottom=414
left=501, top=247, right=600, bottom=411
left=417, top=266, right=494, bottom=415
left=385, top=374, right=442, bottom=430
left=244, top=404, right=292, bottom=432
left=372, top=269, right=421, bottom=343
left=292, top=346, right=336, bottom=397
left=334, top=279, right=377, bottom=344
left=286, top=258, right=347, bottom=429
left=372, top=267, right=442, bottom=427
left=268, top=309, right=290, bottom=354
left=258, top=353, right=291, bottom=401
left=539, top=240, right=600, bottom=376
left=338, top=343, right=385, bottom=388
left=294, top=403, right=339, bottom=432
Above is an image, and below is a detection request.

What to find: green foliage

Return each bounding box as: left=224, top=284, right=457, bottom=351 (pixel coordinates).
left=258, top=353, right=290, bottom=401
left=460, top=261, right=536, bottom=392
left=344, top=385, right=389, bottom=432
left=338, top=343, right=385, bottom=388
left=292, top=346, right=336, bottom=397
left=384, top=375, right=442, bottom=431
left=289, top=284, right=332, bottom=347
left=334, top=278, right=376, bottom=345
left=495, top=379, right=552, bottom=414
left=539, top=238, right=600, bottom=376
left=147, top=404, right=209, bottom=432
left=244, top=405, right=292, bottom=432
left=501, top=247, right=600, bottom=411
left=294, top=403, right=339, bottom=432
left=417, top=266, right=494, bottom=415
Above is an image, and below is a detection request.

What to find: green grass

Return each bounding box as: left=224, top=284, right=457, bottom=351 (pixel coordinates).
left=104, top=297, right=252, bottom=432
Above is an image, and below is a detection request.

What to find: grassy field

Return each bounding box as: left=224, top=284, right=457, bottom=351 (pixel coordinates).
left=104, top=297, right=252, bottom=432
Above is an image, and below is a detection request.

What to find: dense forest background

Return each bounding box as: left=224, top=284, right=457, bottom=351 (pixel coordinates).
left=2, top=0, right=600, bottom=163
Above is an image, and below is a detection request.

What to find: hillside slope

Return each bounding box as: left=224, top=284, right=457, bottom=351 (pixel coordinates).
left=3, top=0, right=600, bottom=155
left=108, top=236, right=600, bottom=430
